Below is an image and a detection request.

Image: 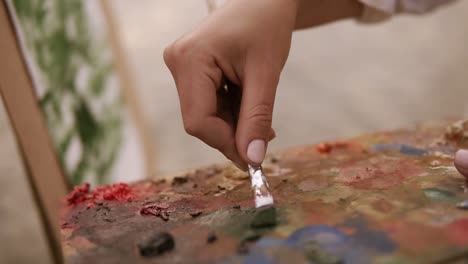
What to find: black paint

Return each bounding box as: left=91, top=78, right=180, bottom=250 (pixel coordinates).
left=138, top=232, right=175, bottom=257
left=189, top=210, right=202, bottom=217
left=207, top=232, right=217, bottom=243
left=172, top=176, right=188, bottom=186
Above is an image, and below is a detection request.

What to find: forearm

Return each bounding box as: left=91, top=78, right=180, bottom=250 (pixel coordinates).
left=295, top=0, right=363, bottom=29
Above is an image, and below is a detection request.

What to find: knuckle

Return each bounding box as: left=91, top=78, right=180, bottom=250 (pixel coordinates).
left=163, top=40, right=192, bottom=67
left=163, top=46, right=174, bottom=67
left=182, top=118, right=201, bottom=137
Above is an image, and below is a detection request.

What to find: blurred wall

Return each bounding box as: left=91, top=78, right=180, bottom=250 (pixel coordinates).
left=1, top=1, right=468, bottom=263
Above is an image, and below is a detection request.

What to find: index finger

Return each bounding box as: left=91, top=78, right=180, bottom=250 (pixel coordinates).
left=171, top=56, right=246, bottom=169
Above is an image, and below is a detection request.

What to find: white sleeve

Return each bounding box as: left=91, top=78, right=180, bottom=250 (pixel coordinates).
left=359, top=0, right=457, bottom=22
left=206, top=0, right=456, bottom=23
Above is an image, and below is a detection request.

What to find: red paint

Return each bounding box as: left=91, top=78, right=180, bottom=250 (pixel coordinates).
left=66, top=183, right=91, bottom=206
left=316, top=143, right=332, bottom=154
left=65, top=182, right=135, bottom=207
left=336, top=159, right=424, bottom=189
left=93, top=183, right=134, bottom=202
left=140, top=202, right=171, bottom=221
left=447, top=218, right=468, bottom=246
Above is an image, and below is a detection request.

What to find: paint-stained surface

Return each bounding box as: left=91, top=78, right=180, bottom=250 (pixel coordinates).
left=61, top=120, right=468, bottom=263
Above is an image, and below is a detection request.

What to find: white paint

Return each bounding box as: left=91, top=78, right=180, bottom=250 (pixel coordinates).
left=249, top=165, right=274, bottom=208
left=255, top=194, right=274, bottom=208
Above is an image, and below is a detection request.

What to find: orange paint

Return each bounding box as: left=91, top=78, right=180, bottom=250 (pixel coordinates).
left=316, top=141, right=350, bottom=154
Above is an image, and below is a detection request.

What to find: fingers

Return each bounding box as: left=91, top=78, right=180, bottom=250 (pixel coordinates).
left=235, top=61, right=280, bottom=165
left=455, top=149, right=468, bottom=179
left=268, top=128, right=276, bottom=141
left=164, top=45, right=246, bottom=170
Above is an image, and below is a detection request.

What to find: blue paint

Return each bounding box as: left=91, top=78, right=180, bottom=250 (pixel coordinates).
left=338, top=215, right=396, bottom=254
left=255, top=238, right=284, bottom=248
left=286, top=225, right=348, bottom=251
left=400, top=145, right=427, bottom=156
left=372, top=143, right=427, bottom=156
left=242, top=253, right=274, bottom=264
left=225, top=215, right=397, bottom=264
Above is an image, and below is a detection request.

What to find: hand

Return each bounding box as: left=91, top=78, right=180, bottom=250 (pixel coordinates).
left=164, top=0, right=298, bottom=170
left=455, top=149, right=468, bottom=179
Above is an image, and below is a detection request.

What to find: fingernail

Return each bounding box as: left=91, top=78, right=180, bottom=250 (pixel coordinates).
left=455, top=149, right=468, bottom=169
left=247, top=139, right=266, bottom=164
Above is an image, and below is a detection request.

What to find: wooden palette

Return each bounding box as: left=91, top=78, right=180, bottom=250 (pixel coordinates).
left=61, top=120, right=468, bottom=263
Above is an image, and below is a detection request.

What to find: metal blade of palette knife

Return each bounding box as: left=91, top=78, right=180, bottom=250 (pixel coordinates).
left=224, top=80, right=274, bottom=208
left=248, top=164, right=274, bottom=208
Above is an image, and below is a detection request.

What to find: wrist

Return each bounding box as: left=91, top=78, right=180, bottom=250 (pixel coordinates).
left=295, top=0, right=363, bottom=29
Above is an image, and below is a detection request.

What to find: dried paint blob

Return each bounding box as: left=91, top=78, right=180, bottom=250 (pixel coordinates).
left=316, top=141, right=349, bottom=154
left=298, top=176, right=329, bottom=192
left=371, top=199, right=394, bottom=213
left=207, top=232, right=217, bottom=244
left=251, top=207, right=277, bottom=229
left=302, top=240, right=343, bottom=264
left=444, top=120, right=468, bottom=143
left=138, top=232, right=175, bottom=257
left=456, top=200, right=468, bottom=209
left=372, top=144, right=427, bottom=156
left=66, top=183, right=91, bottom=206
left=447, top=218, right=468, bottom=246
left=189, top=210, right=202, bottom=218
left=140, top=202, right=171, bottom=221
left=65, top=182, right=134, bottom=207
left=240, top=218, right=396, bottom=264
left=222, top=166, right=249, bottom=180
left=241, top=230, right=262, bottom=242
left=172, top=176, right=188, bottom=186
left=423, top=188, right=455, bottom=202
left=336, top=159, right=424, bottom=190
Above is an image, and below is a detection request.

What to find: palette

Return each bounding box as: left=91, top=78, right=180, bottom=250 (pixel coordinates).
left=61, top=120, right=468, bottom=263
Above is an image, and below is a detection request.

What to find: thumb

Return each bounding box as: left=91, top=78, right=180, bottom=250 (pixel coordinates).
left=236, top=65, right=279, bottom=165
left=455, top=149, right=468, bottom=178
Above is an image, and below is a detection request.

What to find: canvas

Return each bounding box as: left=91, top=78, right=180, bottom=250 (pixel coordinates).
left=6, top=0, right=147, bottom=186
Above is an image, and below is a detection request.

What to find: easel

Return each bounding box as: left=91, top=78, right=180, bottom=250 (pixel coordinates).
left=0, top=1, right=155, bottom=262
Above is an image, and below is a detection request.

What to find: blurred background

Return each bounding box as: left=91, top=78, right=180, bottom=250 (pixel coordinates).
left=1, top=1, right=468, bottom=263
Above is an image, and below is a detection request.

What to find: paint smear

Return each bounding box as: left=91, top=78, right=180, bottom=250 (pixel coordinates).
left=423, top=188, right=456, bottom=202
left=336, top=159, right=424, bottom=189
left=298, top=175, right=329, bottom=192
left=447, top=218, right=468, bottom=246
left=372, top=144, right=428, bottom=156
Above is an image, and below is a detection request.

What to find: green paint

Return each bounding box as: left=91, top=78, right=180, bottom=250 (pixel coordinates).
left=303, top=241, right=343, bottom=264
left=195, top=207, right=282, bottom=242
left=241, top=230, right=261, bottom=242
left=251, top=207, right=277, bottom=228
left=423, top=188, right=455, bottom=202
